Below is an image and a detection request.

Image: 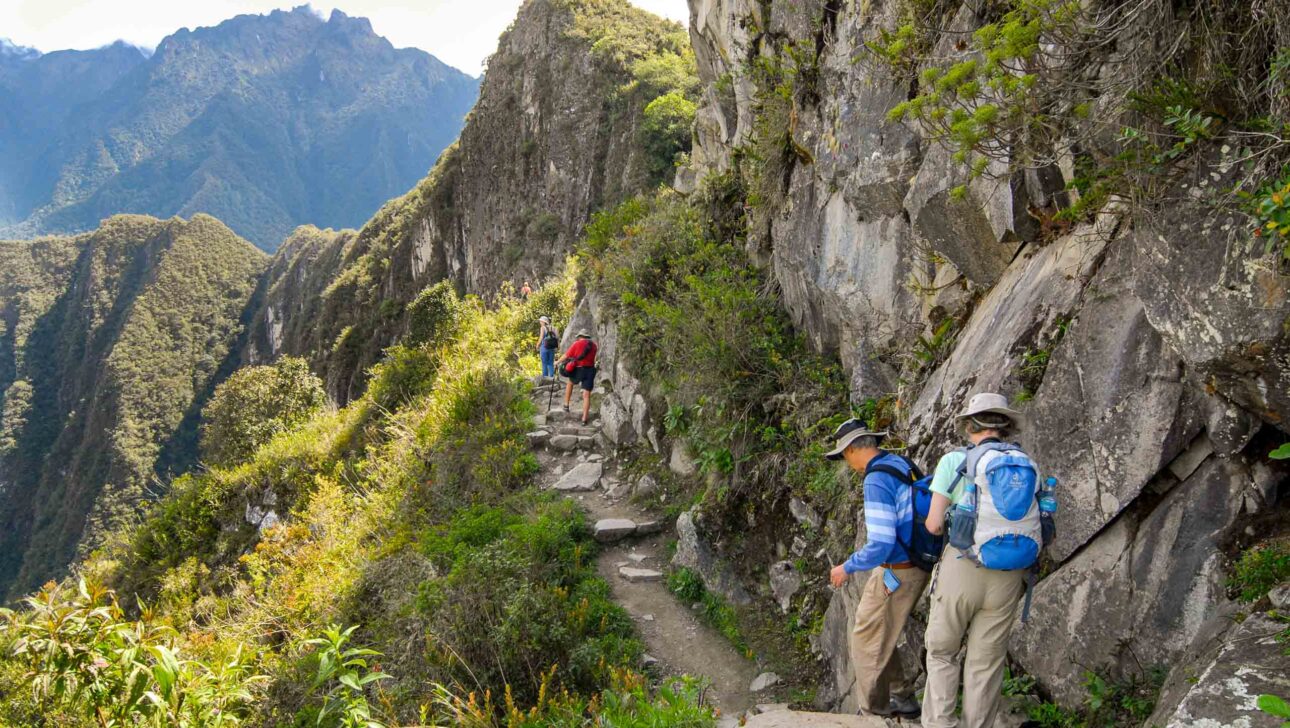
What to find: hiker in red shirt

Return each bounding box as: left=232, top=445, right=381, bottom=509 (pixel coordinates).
left=559, top=331, right=597, bottom=425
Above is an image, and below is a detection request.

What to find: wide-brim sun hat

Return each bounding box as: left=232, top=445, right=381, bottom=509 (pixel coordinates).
left=824, top=418, right=888, bottom=460
left=539, top=316, right=550, bottom=323
left=576, top=330, right=592, bottom=338
left=956, top=392, right=1023, bottom=430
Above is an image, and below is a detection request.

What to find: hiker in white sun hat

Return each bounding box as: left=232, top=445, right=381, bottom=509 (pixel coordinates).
left=921, top=391, right=1046, bottom=728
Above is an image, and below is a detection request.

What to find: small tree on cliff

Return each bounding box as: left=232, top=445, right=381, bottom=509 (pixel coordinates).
left=200, top=357, right=327, bottom=467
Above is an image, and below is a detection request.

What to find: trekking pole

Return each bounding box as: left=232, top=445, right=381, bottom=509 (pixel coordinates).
left=547, top=363, right=557, bottom=414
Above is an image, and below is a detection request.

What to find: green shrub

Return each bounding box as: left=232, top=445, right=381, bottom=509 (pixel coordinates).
left=640, top=91, right=697, bottom=183
left=406, top=280, right=462, bottom=348
left=667, top=568, right=748, bottom=656
left=1229, top=541, right=1290, bottom=603
left=200, top=357, right=327, bottom=467
left=0, top=579, right=265, bottom=726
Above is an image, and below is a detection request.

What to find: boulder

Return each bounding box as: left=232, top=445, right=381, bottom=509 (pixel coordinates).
left=1148, top=612, right=1290, bottom=727
left=552, top=462, right=602, bottom=492
left=789, top=497, right=822, bottom=530
left=1010, top=455, right=1281, bottom=703
left=907, top=213, right=1116, bottom=458
left=768, top=561, right=803, bottom=613
left=549, top=434, right=581, bottom=451
left=1130, top=156, right=1290, bottom=431
left=633, top=474, right=661, bottom=498
left=669, top=440, right=698, bottom=476
left=594, top=518, right=637, bottom=543
left=672, top=510, right=752, bottom=606
left=1025, top=242, right=1203, bottom=560
left=749, top=672, right=782, bottom=692
left=600, top=393, right=634, bottom=445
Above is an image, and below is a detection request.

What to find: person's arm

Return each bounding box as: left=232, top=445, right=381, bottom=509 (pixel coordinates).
left=925, top=452, right=964, bottom=535
left=927, top=493, right=951, bottom=535
left=830, top=476, right=897, bottom=586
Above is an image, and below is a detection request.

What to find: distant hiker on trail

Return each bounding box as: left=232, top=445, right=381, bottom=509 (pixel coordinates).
left=825, top=419, right=933, bottom=720
left=537, top=316, right=559, bottom=379
left=921, top=392, right=1055, bottom=728
left=559, top=331, right=597, bottom=425
left=520, top=281, right=533, bottom=299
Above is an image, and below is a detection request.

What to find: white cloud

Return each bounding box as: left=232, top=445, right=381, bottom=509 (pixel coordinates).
left=0, top=0, right=691, bottom=75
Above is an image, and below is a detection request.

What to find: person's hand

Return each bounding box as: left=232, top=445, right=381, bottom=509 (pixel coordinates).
left=830, top=564, right=849, bottom=588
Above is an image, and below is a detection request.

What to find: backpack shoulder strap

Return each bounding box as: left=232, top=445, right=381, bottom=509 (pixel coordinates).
left=867, top=463, right=913, bottom=484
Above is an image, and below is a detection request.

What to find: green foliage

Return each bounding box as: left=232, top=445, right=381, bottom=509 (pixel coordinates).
left=581, top=191, right=848, bottom=515
left=200, top=357, right=328, bottom=468
left=0, top=579, right=265, bottom=726
left=433, top=669, right=715, bottom=727
left=1245, top=166, right=1290, bottom=262
left=1228, top=541, right=1290, bottom=603
left=1272, top=443, right=1290, bottom=460
left=406, top=281, right=462, bottom=348
left=640, top=91, right=698, bottom=183
left=415, top=500, right=640, bottom=703
left=667, top=568, right=749, bottom=656
left=303, top=625, right=391, bottom=728
left=879, top=0, right=1084, bottom=180
left=1259, top=694, right=1290, bottom=727
left=1013, top=667, right=1165, bottom=728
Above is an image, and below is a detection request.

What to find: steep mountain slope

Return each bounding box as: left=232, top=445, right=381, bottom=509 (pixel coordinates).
left=0, top=215, right=266, bottom=598
left=553, top=0, right=1289, bottom=718
left=0, top=8, right=479, bottom=251
left=244, top=0, right=697, bottom=401
left=0, top=41, right=146, bottom=226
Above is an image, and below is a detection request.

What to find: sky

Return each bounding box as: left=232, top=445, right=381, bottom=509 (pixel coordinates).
left=0, top=0, right=691, bottom=75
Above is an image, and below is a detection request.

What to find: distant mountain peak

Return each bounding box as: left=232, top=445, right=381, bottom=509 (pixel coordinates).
left=0, top=38, right=40, bottom=61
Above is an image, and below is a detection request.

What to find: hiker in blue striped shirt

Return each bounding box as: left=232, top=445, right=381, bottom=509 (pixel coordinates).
left=826, top=419, right=928, bottom=720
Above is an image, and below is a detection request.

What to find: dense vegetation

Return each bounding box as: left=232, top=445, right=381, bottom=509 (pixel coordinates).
left=0, top=7, right=479, bottom=250
left=0, top=267, right=717, bottom=725
left=0, top=215, right=266, bottom=600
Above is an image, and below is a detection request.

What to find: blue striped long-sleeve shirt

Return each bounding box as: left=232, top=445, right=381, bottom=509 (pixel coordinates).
left=843, top=452, right=914, bottom=574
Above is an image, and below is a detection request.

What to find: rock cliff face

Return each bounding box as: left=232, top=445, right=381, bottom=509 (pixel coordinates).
left=245, top=0, right=693, bottom=402
left=0, top=216, right=265, bottom=597
left=583, top=0, right=1290, bottom=712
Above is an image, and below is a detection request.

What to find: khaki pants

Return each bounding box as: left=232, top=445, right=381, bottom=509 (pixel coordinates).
left=922, top=549, right=1026, bottom=728
left=849, top=566, right=929, bottom=715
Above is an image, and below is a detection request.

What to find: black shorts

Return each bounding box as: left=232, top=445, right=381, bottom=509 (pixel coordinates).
left=570, top=365, right=596, bottom=391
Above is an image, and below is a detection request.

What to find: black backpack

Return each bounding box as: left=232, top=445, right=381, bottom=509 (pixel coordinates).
left=542, top=329, right=559, bottom=349
left=866, top=455, right=945, bottom=572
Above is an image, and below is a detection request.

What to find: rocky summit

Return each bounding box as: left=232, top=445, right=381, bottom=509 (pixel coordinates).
left=0, top=8, right=478, bottom=251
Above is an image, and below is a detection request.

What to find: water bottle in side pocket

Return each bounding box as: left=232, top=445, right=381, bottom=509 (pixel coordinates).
left=948, top=479, right=978, bottom=551
left=1039, top=476, right=1058, bottom=547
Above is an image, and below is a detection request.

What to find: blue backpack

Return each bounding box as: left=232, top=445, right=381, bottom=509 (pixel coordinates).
left=867, top=455, right=945, bottom=572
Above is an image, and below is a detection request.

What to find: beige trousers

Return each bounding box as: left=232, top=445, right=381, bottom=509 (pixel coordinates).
left=921, top=549, right=1026, bottom=728
left=849, top=566, right=929, bottom=715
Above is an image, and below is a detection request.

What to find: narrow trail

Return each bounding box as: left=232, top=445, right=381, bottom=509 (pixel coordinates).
left=526, top=380, right=762, bottom=723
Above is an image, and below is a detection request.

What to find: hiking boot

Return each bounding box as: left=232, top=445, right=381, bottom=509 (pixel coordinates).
left=886, top=695, right=921, bottom=720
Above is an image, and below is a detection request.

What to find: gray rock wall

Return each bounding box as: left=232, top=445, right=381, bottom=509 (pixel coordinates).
left=676, top=0, right=1290, bottom=710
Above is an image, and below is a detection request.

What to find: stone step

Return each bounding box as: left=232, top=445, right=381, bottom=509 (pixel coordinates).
left=593, top=518, right=638, bottom=542
left=548, top=434, right=597, bottom=452
left=526, top=430, right=550, bottom=448
left=618, top=566, right=664, bottom=583
left=551, top=462, right=602, bottom=492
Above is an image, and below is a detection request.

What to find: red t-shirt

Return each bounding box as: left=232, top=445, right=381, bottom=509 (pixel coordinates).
left=564, top=339, right=597, bottom=368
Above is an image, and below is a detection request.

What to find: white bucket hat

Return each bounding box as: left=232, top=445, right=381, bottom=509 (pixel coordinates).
left=956, top=392, right=1022, bottom=429
left=539, top=316, right=550, bottom=323
left=824, top=418, right=888, bottom=460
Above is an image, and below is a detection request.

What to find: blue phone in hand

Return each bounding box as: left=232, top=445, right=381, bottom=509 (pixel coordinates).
left=883, top=567, right=902, bottom=594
